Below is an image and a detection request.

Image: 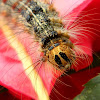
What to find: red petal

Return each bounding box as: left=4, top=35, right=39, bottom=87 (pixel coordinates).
left=0, top=30, right=38, bottom=99
left=53, top=0, right=92, bottom=25
left=51, top=66, right=100, bottom=100
left=84, top=0, right=100, bottom=52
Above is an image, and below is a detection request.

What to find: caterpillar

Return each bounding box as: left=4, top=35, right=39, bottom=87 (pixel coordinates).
left=0, top=0, right=75, bottom=71
left=0, top=0, right=99, bottom=100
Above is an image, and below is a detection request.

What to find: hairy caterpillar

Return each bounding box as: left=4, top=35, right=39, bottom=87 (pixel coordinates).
left=0, top=0, right=76, bottom=99
left=0, top=0, right=98, bottom=100
left=0, top=0, right=75, bottom=71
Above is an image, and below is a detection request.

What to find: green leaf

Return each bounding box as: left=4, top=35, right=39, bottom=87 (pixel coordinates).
left=74, top=74, right=100, bottom=100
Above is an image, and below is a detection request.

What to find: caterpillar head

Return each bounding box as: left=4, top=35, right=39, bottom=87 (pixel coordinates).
left=46, top=41, right=75, bottom=70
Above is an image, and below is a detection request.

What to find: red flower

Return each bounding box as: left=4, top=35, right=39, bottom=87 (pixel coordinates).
left=0, top=0, right=100, bottom=100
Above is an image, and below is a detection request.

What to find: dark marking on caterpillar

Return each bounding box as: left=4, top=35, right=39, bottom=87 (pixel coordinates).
left=0, top=0, right=75, bottom=71
left=55, top=55, right=63, bottom=68
left=59, top=52, right=70, bottom=63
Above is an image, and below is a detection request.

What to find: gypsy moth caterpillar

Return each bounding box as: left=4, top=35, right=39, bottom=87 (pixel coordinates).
left=0, top=0, right=99, bottom=100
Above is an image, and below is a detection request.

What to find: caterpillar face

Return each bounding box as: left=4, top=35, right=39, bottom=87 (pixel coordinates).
left=46, top=40, right=75, bottom=70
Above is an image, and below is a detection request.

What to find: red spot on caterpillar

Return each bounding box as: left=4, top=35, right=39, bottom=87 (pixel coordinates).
left=12, top=1, right=19, bottom=9
left=27, top=0, right=32, bottom=2
left=2, top=0, right=7, bottom=3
